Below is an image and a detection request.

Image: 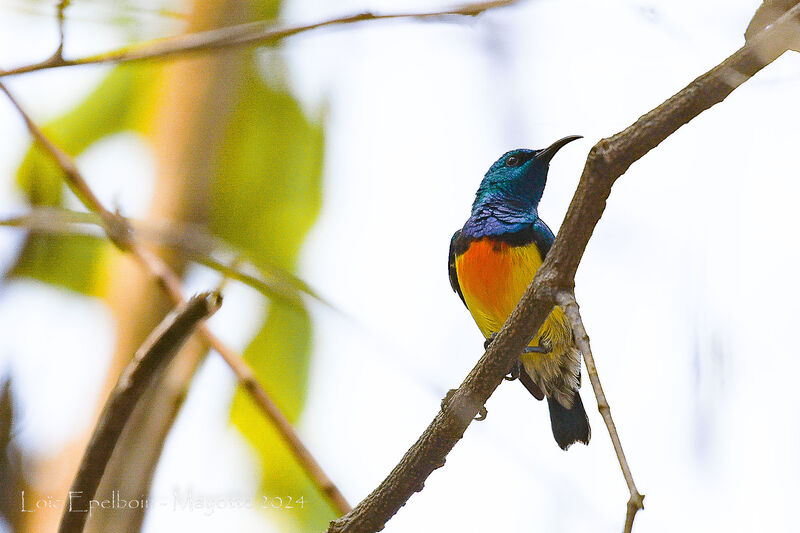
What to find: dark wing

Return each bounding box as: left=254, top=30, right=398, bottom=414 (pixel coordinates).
left=448, top=230, right=467, bottom=307
left=519, top=369, right=545, bottom=401
left=502, top=219, right=554, bottom=259
left=531, top=218, right=585, bottom=387
left=531, top=218, right=555, bottom=259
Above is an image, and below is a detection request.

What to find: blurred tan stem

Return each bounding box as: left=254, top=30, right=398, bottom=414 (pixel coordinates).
left=0, top=2, right=306, bottom=532
left=86, top=2, right=250, bottom=532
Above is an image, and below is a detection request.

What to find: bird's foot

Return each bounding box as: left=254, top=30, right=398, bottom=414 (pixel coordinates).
left=504, top=360, right=521, bottom=381
left=441, top=388, right=487, bottom=421
left=483, top=333, right=497, bottom=350
left=523, top=345, right=552, bottom=355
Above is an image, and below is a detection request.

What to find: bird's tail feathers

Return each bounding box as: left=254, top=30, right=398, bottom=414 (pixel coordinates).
left=547, top=391, right=590, bottom=450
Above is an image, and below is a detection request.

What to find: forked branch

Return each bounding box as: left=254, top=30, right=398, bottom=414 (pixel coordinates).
left=0, top=80, right=352, bottom=516
left=58, top=292, right=222, bottom=533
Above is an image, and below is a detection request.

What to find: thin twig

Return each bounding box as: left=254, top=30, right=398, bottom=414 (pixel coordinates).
left=328, top=4, right=800, bottom=532
left=57, top=292, right=222, bottom=533
left=54, top=1, right=70, bottom=60
left=0, top=83, right=132, bottom=252
left=0, top=208, right=329, bottom=308
left=0, top=0, right=515, bottom=77
left=556, top=291, right=644, bottom=532
left=212, top=255, right=242, bottom=294
left=0, top=81, right=352, bottom=516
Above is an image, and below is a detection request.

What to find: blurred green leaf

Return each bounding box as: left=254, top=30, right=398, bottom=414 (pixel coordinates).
left=223, top=56, right=328, bottom=530
left=15, top=64, right=156, bottom=204
left=210, top=65, right=323, bottom=271
left=9, top=3, right=329, bottom=529
left=231, top=303, right=323, bottom=527
left=10, top=63, right=158, bottom=295
left=8, top=233, right=110, bottom=294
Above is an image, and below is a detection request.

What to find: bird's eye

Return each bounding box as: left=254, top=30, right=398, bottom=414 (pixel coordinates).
left=505, top=156, right=520, bottom=167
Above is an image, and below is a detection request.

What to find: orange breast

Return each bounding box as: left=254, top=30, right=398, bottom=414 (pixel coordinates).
left=455, top=237, right=543, bottom=337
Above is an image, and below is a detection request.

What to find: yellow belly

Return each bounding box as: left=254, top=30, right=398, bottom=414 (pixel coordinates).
left=454, top=237, right=572, bottom=350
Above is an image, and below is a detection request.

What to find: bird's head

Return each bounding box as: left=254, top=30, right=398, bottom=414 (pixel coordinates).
left=472, top=135, right=582, bottom=215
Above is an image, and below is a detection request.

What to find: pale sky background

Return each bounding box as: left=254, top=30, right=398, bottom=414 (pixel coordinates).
left=1, top=0, right=799, bottom=532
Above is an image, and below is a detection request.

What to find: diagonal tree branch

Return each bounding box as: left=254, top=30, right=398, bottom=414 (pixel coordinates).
left=57, top=292, right=222, bottom=533
left=327, top=4, right=800, bottom=532
left=0, top=0, right=515, bottom=77
left=746, top=0, right=800, bottom=49
left=0, top=81, right=352, bottom=516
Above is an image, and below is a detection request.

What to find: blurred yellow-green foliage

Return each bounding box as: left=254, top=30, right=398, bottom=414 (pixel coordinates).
left=9, top=1, right=329, bottom=530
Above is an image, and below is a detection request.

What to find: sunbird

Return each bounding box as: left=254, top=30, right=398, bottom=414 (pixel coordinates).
left=448, top=136, right=590, bottom=450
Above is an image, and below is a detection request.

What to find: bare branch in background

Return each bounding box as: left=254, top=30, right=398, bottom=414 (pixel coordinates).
left=0, top=81, right=352, bottom=517
left=57, top=292, right=222, bottom=533
left=0, top=208, right=330, bottom=308
left=327, top=4, right=800, bottom=532
left=0, top=85, right=127, bottom=247
left=0, top=0, right=515, bottom=77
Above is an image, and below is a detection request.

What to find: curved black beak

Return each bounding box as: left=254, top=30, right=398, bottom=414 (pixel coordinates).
left=535, top=135, right=582, bottom=164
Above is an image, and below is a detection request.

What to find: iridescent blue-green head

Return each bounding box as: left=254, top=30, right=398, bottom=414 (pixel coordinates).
left=464, top=135, right=581, bottom=238
left=473, top=135, right=582, bottom=213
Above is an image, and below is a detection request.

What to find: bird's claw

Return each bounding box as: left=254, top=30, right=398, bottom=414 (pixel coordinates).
left=523, top=344, right=552, bottom=355
left=483, top=333, right=497, bottom=350
left=488, top=333, right=551, bottom=355
left=504, top=360, right=520, bottom=381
